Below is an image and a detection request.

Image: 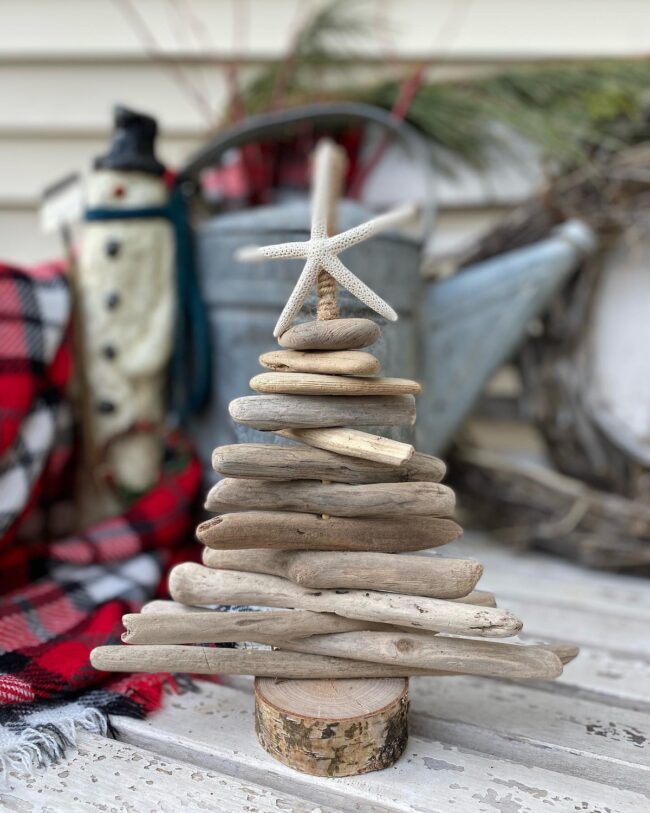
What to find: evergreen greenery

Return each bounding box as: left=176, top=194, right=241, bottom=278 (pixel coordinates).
left=237, top=1, right=650, bottom=170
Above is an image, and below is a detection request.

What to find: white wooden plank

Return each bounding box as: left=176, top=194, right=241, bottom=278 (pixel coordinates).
left=436, top=536, right=650, bottom=656
left=408, top=675, right=650, bottom=796
left=0, top=136, right=201, bottom=204
left=111, top=680, right=648, bottom=813
left=456, top=533, right=650, bottom=618
left=554, top=644, right=650, bottom=708
left=4, top=0, right=650, bottom=59
left=1, top=730, right=335, bottom=813
left=0, top=210, right=61, bottom=265
left=0, top=64, right=231, bottom=131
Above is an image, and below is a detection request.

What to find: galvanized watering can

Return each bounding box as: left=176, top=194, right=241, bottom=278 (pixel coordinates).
left=179, top=104, right=595, bottom=480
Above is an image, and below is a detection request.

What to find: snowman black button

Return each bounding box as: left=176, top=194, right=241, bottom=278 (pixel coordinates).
left=96, top=400, right=117, bottom=414
left=105, top=239, right=121, bottom=258
left=105, top=291, right=121, bottom=310
left=102, top=345, right=117, bottom=360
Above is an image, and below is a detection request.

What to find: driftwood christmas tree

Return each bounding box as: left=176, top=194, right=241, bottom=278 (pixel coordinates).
left=92, top=140, right=578, bottom=777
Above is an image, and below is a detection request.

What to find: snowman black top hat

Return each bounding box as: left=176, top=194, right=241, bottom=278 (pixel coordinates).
left=94, top=105, right=166, bottom=177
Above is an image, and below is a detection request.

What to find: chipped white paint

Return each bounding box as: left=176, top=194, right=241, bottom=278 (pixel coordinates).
left=3, top=731, right=334, bottom=813
left=112, top=681, right=648, bottom=812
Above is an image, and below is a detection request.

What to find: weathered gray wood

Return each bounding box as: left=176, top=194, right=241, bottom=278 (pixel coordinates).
left=279, top=631, right=564, bottom=680
left=259, top=348, right=381, bottom=376
left=229, top=394, right=416, bottom=430
left=408, top=673, right=650, bottom=798
left=250, top=372, right=421, bottom=396
left=205, top=478, right=455, bottom=518
left=196, top=511, right=463, bottom=552
left=168, top=565, right=522, bottom=637
left=113, top=680, right=650, bottom=813
left=122, top=609, right=374, bottom=644
left=277, top=427, right=414, bottom=465
left=202, top=549, right=482, bottom=598
left=212, top=443, right=446, bottom=484
left=278, top=318, right=380, bottom=350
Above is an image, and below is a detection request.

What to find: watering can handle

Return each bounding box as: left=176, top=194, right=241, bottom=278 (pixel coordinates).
left=178, top=101, right=436, bottom=239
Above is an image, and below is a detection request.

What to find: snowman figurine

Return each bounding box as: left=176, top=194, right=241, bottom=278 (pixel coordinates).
left=78, top=107, right=174, bottom=498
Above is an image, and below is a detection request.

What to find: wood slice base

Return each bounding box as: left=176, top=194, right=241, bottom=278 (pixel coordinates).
left=254, top=677, right=409, bottom=777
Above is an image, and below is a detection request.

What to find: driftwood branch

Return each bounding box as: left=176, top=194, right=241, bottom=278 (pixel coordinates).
left=278, top=631, right=564, bottom=680
left=277, top=318, right=380, bottom=351
left=259, top=349, right=380, bottom=376
left=122, top=609, right=375, bottom=645
left=212, top=443, right=445, bottom=484
left=168, top=564, right=521, bottom=637
left=229, top=394, right=416, bottom=431
left=201, top=549, right=482, bottom=599
left=196, top=511, right=463, bottom=552
left=250, top=372, right=421, bottom=397
left=276, top=427, right=414, bottom=466
left=91, top=641, right=573, bottom=679
left=205, top=478, right=455, bottom=518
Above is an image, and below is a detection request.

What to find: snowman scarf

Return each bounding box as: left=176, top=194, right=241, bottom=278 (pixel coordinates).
left=0, top=262, right=202, bottom=776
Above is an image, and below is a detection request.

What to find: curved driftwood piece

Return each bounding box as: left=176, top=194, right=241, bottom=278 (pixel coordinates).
left=122, top=609, right=373, bottom=645
left=196, top=511, right=462, bottom=552
left=255, top=677, right=408, bottom=777
left=201, top=549, right=482, bottom=599
left=169, top=565, right=522, bottom=637
left=259, top=349, right=380, bottom=376
left=212, top=443, right=446, bottom=484
left=277, top=427, right=414, bottom=466
left=250, top=372, right=421, bottom=397
left=278, top=318, right=380, bottom=350
left=278, top=631, right=563, bottom=680
left=206, top=479, right=455, bottom=518
left=229, top=394, right=416, bottom=431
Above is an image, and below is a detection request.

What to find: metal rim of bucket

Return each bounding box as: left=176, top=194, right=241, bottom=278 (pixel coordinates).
left=178, top=101, right=436, bottom=240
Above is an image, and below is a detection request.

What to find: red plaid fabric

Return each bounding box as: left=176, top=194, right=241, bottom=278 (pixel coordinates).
left=0, top=261, right=203, bottom=773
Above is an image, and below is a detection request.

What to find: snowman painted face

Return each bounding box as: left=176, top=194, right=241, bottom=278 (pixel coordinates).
left=86, top=169, right=167, bottom=208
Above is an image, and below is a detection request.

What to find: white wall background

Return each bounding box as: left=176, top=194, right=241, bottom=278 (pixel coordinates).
left=2, top=0, right=650, bottom=264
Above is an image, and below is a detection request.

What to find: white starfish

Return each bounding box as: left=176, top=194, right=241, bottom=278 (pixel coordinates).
left=236, top=140, right=417, bottom=337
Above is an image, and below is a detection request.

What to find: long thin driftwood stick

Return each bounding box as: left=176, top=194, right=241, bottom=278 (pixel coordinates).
left=196, top=511, right=463, bottom=552
left=211, top=443, right=445, bottom=484
left=201, top=549, right=482, bottom=599
left=121, top=609, right=374, bottom=645
left=89, top=646, right=441, bottom=677
left=276, top=427, right=414, bottom=466
left=168, top=564, right=521, bottom=637
left=90, top=644, right=571, bottom=679
left=205, top=478, right=455, bottom=518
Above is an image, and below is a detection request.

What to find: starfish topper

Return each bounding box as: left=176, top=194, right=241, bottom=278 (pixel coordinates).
left=236, top=139, right=417, bottom=337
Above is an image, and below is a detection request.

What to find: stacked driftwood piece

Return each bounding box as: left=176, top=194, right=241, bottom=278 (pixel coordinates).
left=91, top=139, right=577, bottom=778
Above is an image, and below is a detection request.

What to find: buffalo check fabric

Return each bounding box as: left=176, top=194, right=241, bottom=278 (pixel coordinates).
left=0, top=262, right=203, bottom=775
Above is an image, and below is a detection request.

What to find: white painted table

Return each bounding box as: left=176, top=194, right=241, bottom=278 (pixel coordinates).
left=3, top=533, right=649, bottom=812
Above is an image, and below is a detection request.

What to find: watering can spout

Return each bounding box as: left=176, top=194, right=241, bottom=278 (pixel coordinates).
left=417, top=218, right=597, bottom=455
